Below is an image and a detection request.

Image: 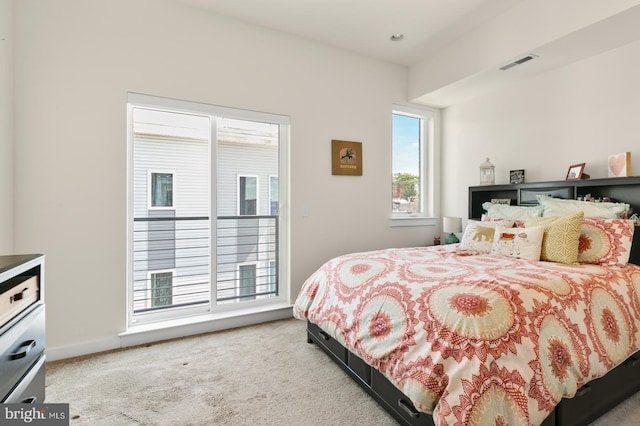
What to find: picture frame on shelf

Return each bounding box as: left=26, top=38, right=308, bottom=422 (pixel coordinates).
left=510, top=169, right=525, bottom=184
left=566, top=163, right=586, bottom=180
left=608, top=152, right=631, bottom=177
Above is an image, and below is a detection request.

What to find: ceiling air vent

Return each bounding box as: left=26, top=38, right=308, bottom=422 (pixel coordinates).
left=499, top=54, right=538, bottom=71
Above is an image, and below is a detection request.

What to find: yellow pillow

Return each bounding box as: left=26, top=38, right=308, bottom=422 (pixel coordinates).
left=526, top=212, right=584, bottom=264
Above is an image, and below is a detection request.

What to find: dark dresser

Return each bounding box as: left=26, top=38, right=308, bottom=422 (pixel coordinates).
left=0, top=254, right=45, bottom=403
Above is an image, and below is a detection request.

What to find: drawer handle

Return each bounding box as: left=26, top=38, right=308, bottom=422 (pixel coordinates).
left=318, top=330, right=331, bottom=341
left=10, top=340, right=37, bottom=360
left=397, top=398, right=420, bottom=418
left=21, top=397, right=38, bottom=404
left=10, top=287, right=29, bottom=303
left=576, top=384, right=591, bottom=397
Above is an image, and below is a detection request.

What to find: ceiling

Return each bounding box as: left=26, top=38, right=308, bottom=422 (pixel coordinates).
left=176, top=0, right=521, bottom=66
left=175, top=0, right=640, bottom=107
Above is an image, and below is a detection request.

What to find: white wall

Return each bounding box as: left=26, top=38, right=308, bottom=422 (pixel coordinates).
left=11, top=0, right=434, bottom=354
left=442, top=38, right=640, bottom=221
left=0, top=0, right=13, bottom=254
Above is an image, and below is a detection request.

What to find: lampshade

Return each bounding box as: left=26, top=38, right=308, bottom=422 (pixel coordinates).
left=442, top=217, right=462, bottom=234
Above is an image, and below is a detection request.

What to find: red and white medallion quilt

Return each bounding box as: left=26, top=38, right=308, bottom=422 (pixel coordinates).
left=293, top=245, right=640, bottom=425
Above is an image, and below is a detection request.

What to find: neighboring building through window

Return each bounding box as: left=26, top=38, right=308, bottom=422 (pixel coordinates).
left=391, top=105, right=433, bottom=218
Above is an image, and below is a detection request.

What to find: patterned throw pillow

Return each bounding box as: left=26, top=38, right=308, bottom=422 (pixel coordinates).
left=526, top=212, right=584, bottom=264
left=460, top=220, right=502, bottom=253
left=578, top=218, right=635, bottom=266
left=490, top=225, right=544, bottom=261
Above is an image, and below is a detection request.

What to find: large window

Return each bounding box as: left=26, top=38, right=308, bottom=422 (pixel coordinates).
left=128, top=93, right=289, bottom=326
left=391, top=105, right=435, bottom=222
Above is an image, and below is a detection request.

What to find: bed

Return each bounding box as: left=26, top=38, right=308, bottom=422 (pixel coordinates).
left=294, top=176, right=640, bottom=426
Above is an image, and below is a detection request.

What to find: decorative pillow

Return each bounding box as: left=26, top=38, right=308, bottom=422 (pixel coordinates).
left=482, top=202, right=544, bottom=221
left=526, top=212, right=584, bottom=264
left=578, top=218, right=635, bottom=266
left=490, top=225, right=544, bottom=261
left=479, top=215, right=516, bottom=227
left=536, top=195, right=630, bottom=219
left=460, top=220, right=502, bottom=253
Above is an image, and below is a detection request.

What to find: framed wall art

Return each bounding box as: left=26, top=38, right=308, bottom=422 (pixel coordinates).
left=331, top=140, right=362, bottom=176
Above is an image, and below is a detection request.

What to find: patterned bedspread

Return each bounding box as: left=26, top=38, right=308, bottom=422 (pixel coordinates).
left=293, top=244, right=640, bottom=426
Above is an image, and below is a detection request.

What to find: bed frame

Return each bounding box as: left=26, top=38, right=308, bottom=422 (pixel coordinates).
left=306, top=176, right=640, bottom=426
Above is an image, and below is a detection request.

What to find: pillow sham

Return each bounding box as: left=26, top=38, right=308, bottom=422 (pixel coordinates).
left=536, top=195, right=630, bottom=219
left=482, top=202, right=544, bottom=220
left=526, top=212, right=584, bottom=264
left=459, top=220, right=500, bottom=253
left=578, top=217, right=635, bottom=266
left=490, top=225, right=544, bottom=261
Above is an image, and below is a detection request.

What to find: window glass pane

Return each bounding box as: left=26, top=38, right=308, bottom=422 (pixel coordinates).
left=152, top=173, right=173, bottom=207
left=392, top=114, right=421, bottom=214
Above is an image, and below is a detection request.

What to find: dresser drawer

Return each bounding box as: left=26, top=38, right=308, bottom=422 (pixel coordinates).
left=0, top=304, right=45, bottom=401
left=2, top=355, right=45, bottom=403
left=0, top=275, right=39, bottom=328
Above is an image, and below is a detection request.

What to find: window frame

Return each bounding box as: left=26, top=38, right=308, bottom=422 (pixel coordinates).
left=126, top=92, right=290, bottom=329
left=390, top=104, right=440, bottom=227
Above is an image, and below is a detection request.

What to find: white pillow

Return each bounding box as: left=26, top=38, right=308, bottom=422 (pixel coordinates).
left=490, top=225, right=544, bottom=261
left=536, top=195, right=629, bottom=219
left=482, top=202, right=544, bottom=220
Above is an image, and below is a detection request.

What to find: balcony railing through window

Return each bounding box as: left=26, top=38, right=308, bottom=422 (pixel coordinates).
left=132, top=216, right=278, bottom=314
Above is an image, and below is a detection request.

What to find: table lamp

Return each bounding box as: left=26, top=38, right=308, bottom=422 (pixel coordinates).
left=443, top=217, right=462, bottom=244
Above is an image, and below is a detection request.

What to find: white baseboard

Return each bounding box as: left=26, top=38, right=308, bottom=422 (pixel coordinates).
left=46, top=305, right=293, bottom=362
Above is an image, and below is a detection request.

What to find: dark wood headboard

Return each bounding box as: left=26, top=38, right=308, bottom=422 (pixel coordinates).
left=468, top=176, right=640, bottom=266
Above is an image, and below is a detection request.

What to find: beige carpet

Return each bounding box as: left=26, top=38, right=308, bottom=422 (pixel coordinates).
left=45, top=318, right=640, bottom=425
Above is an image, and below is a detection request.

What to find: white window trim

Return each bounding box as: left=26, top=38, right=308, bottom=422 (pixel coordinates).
left=147, top=169, right=176, bottom=210
left=390, top=103, right=441, bottom=227
left=237, top=174, right=260, bottom=216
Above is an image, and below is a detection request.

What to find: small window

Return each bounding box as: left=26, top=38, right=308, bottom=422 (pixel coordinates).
left=238, top=263, right=257, bottom=301
left=238, top=175, right=258, bottom=215
left=149, top=271, right=173, bottom=308
left=150, top=172, right=174, bottom=208
left=391, top=105, right=433, bottom=219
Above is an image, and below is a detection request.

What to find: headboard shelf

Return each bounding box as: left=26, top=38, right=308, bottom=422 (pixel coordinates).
left=469, top=176, right=640, bottom=219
